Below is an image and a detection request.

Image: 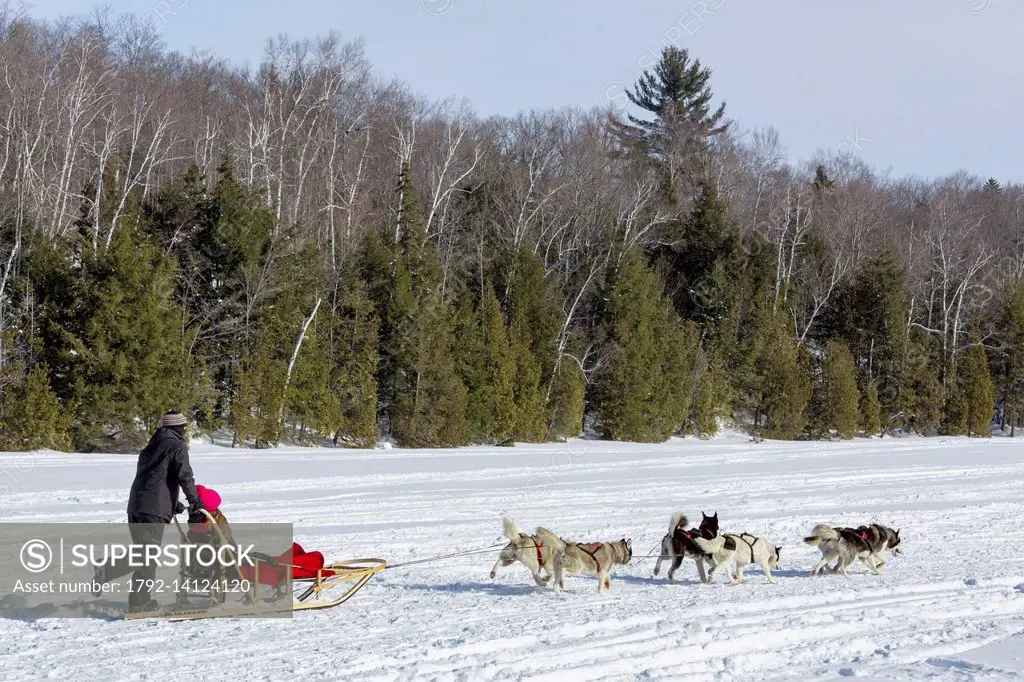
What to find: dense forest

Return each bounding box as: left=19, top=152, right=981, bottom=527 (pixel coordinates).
left=0, top=7, right=1022, bottom=452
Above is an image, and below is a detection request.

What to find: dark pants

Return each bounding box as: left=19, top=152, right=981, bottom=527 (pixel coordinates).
left=104, top=512, right=167, bottom=606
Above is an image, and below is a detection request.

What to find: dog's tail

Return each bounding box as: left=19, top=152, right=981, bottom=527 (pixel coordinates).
left=669, top=511, right=688, bottom=534
left=501, top=515, right=520, bottom=542
left=693, top=536, right=725, bottom=554
left=803, top=523, right=840, bottom=545
left=534, top=526, right=566, bottom=552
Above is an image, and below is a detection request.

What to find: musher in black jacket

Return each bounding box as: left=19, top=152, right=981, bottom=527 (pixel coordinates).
left=97, top=411, right=205, bottom=611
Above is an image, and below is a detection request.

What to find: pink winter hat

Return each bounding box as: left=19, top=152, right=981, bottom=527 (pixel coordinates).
left=196, top=485, right=221, bottom=511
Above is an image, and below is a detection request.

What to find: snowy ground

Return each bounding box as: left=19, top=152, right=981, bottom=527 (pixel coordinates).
left=2, top=433, right=1024, bottom=681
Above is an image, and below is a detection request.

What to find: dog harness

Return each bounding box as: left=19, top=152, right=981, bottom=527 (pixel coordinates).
left=534, top=540, right=545, bottom=567
left=673, top=523, right=718, bottom=557
left=730, top=533, right=761, bottom=557
left=575, top=543, right=603, bottom=573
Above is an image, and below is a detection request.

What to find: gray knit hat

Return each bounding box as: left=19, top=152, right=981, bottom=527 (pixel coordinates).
left=160, top=411, right=187, bottom=428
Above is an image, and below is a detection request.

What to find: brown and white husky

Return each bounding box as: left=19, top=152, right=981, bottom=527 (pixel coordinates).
left=535, top=527, right=633, bottom=594
left=489, top=516, right=559, bottom=586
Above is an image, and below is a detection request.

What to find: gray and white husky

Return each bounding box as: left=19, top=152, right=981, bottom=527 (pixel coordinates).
left=694, top=532, right=782, bottom=585
left=804, top=524, right=880, bottom=576
left=535, top=527, right=633, bottom=594
left=837, top=524, right=902, bottom=570
left=489, top=516, right=557, bottom=586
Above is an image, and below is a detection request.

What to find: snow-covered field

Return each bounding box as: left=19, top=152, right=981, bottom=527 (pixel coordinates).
left=2, top=433, right=1024, bottom=681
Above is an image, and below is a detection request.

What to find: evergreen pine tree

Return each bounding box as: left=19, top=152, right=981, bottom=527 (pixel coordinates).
left=961, top=340, right=994, bottom=437
left=231, top=332, right=287, bottom=447
left=943, top=390, right=969, bottom=436
left=286, top=315, right=336, bottom=445
left=155, top=161, right=276, bottom=430
left=459, top=283, right=517, bottom=443
left=901, top=336, right=943, bottom=435
left=614, top=45, right=727, bottom=157
left=861, top=381, right=882, bottom=436
left=0, top=364, right=71, bottom=451
left=657, top=180, right=741, bottom=328
left=828, top=250, right=909, bottom=422
left=503, top=247, right=572, bottom=441
left=384, top=164, right=469, bottom=447
left=547, top=361, right=586, bottom=440
left=34, top=225, right=203, bottom=450
left=750, top=308, right=810, bottom=440
left=820, top=340, right=860, bottom=439
left=326, top=272, right=381, bottom=448
left=689, top=344, right=729, bottom=438
left=595, top=249, right=698, bottom=442
left=994, top=283, right=1024, bottom=434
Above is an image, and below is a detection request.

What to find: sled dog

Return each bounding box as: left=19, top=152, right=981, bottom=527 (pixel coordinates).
left=534, top=527, right=632, bottom=594
left=653, top=511, right=719, bottom=583
left=694, top=532, right=782, bottom=585
left=804, top=524, right=881, bottom=577
left=489, top=516, right=558, bottom=586
left=836, top=524, right=902, bottom=570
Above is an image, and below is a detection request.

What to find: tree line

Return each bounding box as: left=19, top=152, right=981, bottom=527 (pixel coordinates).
left=0, top=7, right=1021, bottom=451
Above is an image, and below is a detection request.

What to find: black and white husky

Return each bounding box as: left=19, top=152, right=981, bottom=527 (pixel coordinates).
left=804, top=523, right=902, bottom=576
left=694, top=532, right=782, bottom=585
left=840, top=524, right=902, bottom=570
left=653, top=511, right=720, bottom=583
left=805, top=524, right=878, bottom=576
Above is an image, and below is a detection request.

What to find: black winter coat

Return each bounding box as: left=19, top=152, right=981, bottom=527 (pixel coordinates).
left=127, top=427, right=202, bottom=522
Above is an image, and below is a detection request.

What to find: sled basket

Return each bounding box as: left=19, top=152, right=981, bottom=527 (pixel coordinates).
left=160, top=509, right=387, bottom=621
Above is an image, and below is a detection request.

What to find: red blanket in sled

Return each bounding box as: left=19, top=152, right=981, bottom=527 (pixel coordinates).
left=239, top=543, right=336, bottom=586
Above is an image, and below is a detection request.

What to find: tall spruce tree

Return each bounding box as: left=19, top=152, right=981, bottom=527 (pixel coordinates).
left=961, top=339, right=994, bottom=437
left=230, top=328, right=287, bottom=447
left=657, top=180, right=741, bottom=329
left=154, top=162, right=276, bottom=430
left=326, top=271, right=381, bottom=448
left=0, top=363, right=71, bottom=451
left=459, top=282, right=517, bottom=443
left=901, top=335, right=943, bottom=435
left=595, top=249, right=698, bottom=442
left=32, top=225, right=202, bottom=451
left=502, top=247, right=582, bottom=441
left=861, top=381, right=882, bottom=436
left=750, top=308, right=811, bottom=440
left=819, top=340, right=860, bottom=439
left=382, top=164, right=469, bottom=447
left=829, top=250, right=910, bottom=422
left=994, top=283, right=1024, bottom=434
left=689, top=343, right=729, bottom=438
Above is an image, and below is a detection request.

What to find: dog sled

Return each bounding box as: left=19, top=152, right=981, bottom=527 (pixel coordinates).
left=132, top=509, right=389, bottom=621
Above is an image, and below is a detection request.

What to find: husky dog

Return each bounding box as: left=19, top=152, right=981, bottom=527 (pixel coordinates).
left=535, top=527, right=633, bottom=594
left=653, top=511, right=719, bottom=583
left=835, top=524, right=902, bottom=571
left=804, top=524, right=881, bottom=577
left=489, top=516, right=558, bottom=586
left=694, top=533, right=782, bottom=585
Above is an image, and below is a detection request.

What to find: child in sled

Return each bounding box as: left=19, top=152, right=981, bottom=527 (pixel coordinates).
left=186, top=484, right=233, bottom=545
left=184, top=485, right=333, bottom=589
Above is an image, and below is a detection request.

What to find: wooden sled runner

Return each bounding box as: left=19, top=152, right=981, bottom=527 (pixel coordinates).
left=136, top=509, right=388, bottom=621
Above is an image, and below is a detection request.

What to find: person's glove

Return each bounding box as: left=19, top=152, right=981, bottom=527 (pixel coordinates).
left=187, top=502, right=206, bottom=524
left=173, top=501, right=186, bottom=515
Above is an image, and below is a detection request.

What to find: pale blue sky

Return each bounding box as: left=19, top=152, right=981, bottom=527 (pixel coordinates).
left=27, top=0, right=1024, bottom=182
